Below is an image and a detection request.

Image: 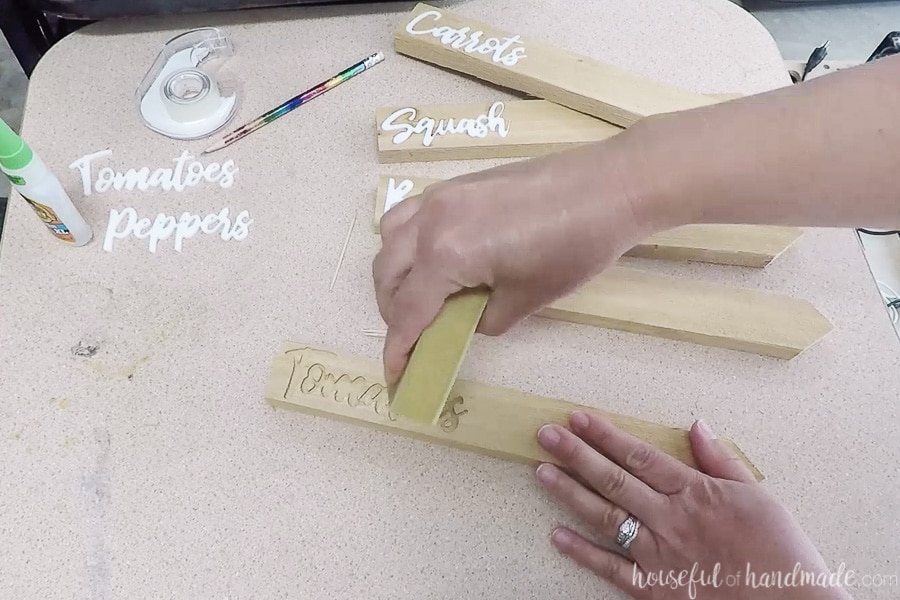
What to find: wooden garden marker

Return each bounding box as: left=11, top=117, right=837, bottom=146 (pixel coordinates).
left=266, top=342, right=765, bottom=480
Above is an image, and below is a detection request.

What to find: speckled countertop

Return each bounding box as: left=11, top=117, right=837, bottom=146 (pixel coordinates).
left=0, top=1, right=898, bottom=599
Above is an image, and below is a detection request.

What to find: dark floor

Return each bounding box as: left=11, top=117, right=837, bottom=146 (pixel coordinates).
left=1, top=29, right=27, bottom=242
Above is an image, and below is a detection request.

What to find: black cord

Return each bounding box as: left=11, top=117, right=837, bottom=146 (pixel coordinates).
left=857, top=228, right=900, bottom=236
left=801, top=41, right=829, bottom=81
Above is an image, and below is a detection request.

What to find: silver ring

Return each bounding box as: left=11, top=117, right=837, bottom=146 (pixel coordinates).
left=616, top=515, right=641, bottom=550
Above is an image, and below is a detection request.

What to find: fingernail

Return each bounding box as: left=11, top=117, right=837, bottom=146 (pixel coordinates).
left=570, top=411, right=589, bottom=431
left=551, top=527, right=574, bottom=551
left=697, top=419, right=717, bottom=439
left=385, top=362, right=403, bottom=386
left=535, top=463, right=557, bottom=484
left=537, top=424, right=561, bottom=448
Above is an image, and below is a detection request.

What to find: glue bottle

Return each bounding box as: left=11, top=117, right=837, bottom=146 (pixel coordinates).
left=0, top=117, right=92, bottom=246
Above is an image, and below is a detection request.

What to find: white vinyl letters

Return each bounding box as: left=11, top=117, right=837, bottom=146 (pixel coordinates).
left=404, top=9, right=527, bottom=66
left=384, top=178, right=415, bottom=214
left=69, top=149, right=237, bottom=196
left=70, top=148, right=251, bottom=254
left=380, top=101, right=510, bottom=147
left=103, top=207, right=253, bottom=253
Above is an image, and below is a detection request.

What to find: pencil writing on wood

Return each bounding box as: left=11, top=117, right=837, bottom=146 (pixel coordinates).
left=330, top=212, right=357, bottom=291
left=202, top=52, right=385, bottom=154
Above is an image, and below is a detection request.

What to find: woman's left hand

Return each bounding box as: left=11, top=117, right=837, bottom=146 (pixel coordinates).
left=534, top=411, right=852, bottom=600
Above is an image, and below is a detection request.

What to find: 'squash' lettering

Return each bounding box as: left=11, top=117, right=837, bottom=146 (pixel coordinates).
left=381, top=101, right=510, bottom=147
left=405, top=9, right=527, bottom=66
left=69, top=149, right=237, bottom=195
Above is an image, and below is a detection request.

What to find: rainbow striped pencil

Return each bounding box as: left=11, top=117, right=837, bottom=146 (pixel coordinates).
left=202, top=51, right=385, bottom=154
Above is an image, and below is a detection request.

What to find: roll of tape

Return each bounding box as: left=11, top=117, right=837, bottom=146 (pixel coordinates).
left=161, top=68, right=223, bottom=123
left=136, top=28, right=238, bottom=140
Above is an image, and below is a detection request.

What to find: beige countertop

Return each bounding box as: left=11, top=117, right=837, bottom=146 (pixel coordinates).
left=1, top=1, right=898, bottom=598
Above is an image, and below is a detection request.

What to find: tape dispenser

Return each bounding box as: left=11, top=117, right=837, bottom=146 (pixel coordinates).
left=136, top=27, right=239, bottom=140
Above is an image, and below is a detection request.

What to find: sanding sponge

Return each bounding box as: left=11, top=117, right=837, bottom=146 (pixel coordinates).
left=388, top=288, right=489, bottom=423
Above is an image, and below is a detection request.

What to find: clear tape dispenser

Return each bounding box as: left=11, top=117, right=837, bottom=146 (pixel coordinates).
left=136, top=27, right=239, bottom=140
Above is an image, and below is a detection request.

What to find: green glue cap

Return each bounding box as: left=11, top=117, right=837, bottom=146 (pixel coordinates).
left=0, top=116, right=33, bottom=171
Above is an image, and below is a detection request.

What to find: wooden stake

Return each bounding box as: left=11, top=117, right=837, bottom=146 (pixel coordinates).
left=376, top=96, right=742, bottom=164
left=543, top=267, right=832, bottom=359
left=376, top=99, right=622, bottom=163
left=370, top=195, right=830, bottom=358
left=393, top=3, right=722, bottom=127
left=266, top=342, right=764, bottom=481
left=375, top=175, right=802, bottom=268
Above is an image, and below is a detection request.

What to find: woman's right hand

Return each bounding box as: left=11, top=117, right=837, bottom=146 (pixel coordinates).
left=373, top=133, right=665, bottom=385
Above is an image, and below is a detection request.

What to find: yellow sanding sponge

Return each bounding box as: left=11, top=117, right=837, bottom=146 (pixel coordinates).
left=388, top=288, right=489, bottom=423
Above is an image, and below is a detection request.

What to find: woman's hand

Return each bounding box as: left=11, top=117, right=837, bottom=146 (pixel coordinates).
left=373, top=135, right=661, bottom=385
left=535, top=412, right=852, bottom=600
left=372, top=57, right=900, bottom=385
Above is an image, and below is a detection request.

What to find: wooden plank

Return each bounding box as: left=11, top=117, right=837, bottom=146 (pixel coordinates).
left=374, top=175, right=803, bottom=268
left=624, top=224, right=802, bottom=267
left=266, top=342, right=764, bottom=481
left=375, top=96, right=742, bottom=164
left=393, top=3, right=721, bottom=127
left=542, top=267, right=832, bottom=359
left=389, top=289, right=489, bottom=423
left=361, top=256, right=832, bottom=358
left=376, top=99, right=622, bottom=163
